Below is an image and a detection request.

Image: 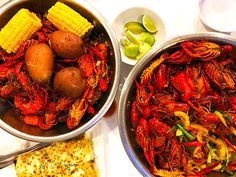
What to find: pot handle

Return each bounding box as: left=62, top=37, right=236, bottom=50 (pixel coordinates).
left=0, top=142, right=50, bottom=169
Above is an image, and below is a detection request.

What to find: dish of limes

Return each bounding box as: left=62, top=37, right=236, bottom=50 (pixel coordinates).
left=121, top=15, right=157, bottom=60
left=112, top=6, right=166, bottom=65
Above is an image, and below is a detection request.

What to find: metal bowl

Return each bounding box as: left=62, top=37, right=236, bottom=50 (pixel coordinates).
left=0, top=0, right=120, bottom=142
left=118, top=32, right=236, bottom=177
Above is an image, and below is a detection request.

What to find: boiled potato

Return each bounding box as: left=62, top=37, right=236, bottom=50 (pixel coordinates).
left=54, top=67, right=87, bottom=98
left=49, top=31, right=84, bottom=58
left=25, top=43, right=54, bottom=84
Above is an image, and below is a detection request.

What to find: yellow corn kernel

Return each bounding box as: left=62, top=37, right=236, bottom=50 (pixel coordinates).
left=0, top=8, right=42, bottom=53
left=47, top=2, right=94, bottom=38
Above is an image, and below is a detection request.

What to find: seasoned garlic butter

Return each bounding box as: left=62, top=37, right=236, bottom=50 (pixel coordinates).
left=15, top=134, right=98, bottom=177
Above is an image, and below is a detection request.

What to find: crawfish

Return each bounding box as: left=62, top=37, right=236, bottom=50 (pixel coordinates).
left=17, top=72, right=33, bottom=92
left=0, top=81, right=19, bottom=98
left=171, top=71, right=196, bottom=102
left=22, top=115, right=40, bottom=126
left=204, top=61, right=235, bottom=89
left=0, top=60, right=18, bottom=80
left=167, top=49, right=193, bottom=64
left=14, top=62, right=33, bottom=92
left=227, top=97, right=236, bottom=111
left=55, top=96, right=74, bottom=112
left=78, top=50, right=94, bottom=78
left=152, top=92, right=190, bottom=115
left=0, top=67, right=15, bottom=81
left=135, top=81, right=154, bottom=107
left=88, top=87, right=102, bottom=105
left=1, top=39, right=37, bottom=61
left=140, top=53, right=167, bottom=85
left=13, top=64, right=45, bottom=115
left=148, top=118, right=169, bottom=155
left=22, top=97, right=73, bottom=129
left=41, top=19, right=57, bottom=34
left=187, top=101, right=221, bottom=124
left=156, top=101, right=190, bottom=115
left=136, top=118, right=156, bottom=171
left=35, top=31, right=48, bottom=43
left=94, top=55, right=109, bottom=92
left=159, top=138, right=183, bottom=169
left=67, top=87, right=91, bottom=129
left=154, top=63, right=168, bottom=90
left=199, top=91, right=222, bottom=107
left=92, top=43, right=108, bottom=62
left=130, top=101, right=139, bottom=130
left=153, top=92, right=178, bottom=103
left=38, top=113, right=58, bottom=130
left=151, top=136, right=166, bottom=155
left=181, top=40, right=221, bottom=61
left=148, top=118, right=175, bottom=137
left=93, top=43, right=110, bottom=92
left=14, top=89, right=44, bottom=115
left=196, top=73, right=212, bottom=99
left=22, top=113, right=57, bottom=130
left=98, top=77, right=109, bottom=92
left=186, top=64, right=211, bottom=99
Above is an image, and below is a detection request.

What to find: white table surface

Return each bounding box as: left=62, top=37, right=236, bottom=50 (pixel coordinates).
left=0, top=0, right=221, bottom=176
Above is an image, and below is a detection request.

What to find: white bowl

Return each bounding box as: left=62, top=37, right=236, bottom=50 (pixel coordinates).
left=199, top=0, right=236, bottom=33
left=112, top=6, right=166, bottom=65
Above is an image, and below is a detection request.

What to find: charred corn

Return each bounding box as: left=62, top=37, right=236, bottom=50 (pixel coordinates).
left=0, top=8, right=42, bottom=53
left=47, top=2, right=94, bottom=38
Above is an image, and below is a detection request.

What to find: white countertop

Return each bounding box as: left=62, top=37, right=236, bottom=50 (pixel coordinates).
left=0, top=0, right=223, bottom=176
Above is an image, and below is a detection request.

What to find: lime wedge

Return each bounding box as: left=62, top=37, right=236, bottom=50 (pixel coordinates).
left=142, top=15, right=157, bottom=33
left=124, top=44, right=139, bottom=59
left=136, top=42, right=151, bottom=60
left=121, top=38, right=131, bottom=47
left=139, top=32, right=155, bottom=46
left=124, top=22, right=147, bottom=34
left=125, top=30, right=141, bottom=45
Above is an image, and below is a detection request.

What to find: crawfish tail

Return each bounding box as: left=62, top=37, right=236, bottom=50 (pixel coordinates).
left=22, top=115, right=39, bottom=126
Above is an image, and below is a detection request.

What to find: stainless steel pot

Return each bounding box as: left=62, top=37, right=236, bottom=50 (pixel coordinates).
left=0, top=0, right=120, bottom=142
left=118, top=32, right=236, bottom=177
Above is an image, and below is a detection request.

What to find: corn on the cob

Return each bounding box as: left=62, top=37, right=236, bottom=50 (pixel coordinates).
left=47, top=2, right=94, bottom=38
left=0, top=9, right=42, bottom=53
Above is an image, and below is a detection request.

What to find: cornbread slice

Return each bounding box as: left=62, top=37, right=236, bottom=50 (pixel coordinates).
left=15, top=134, right=98, bottom=177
